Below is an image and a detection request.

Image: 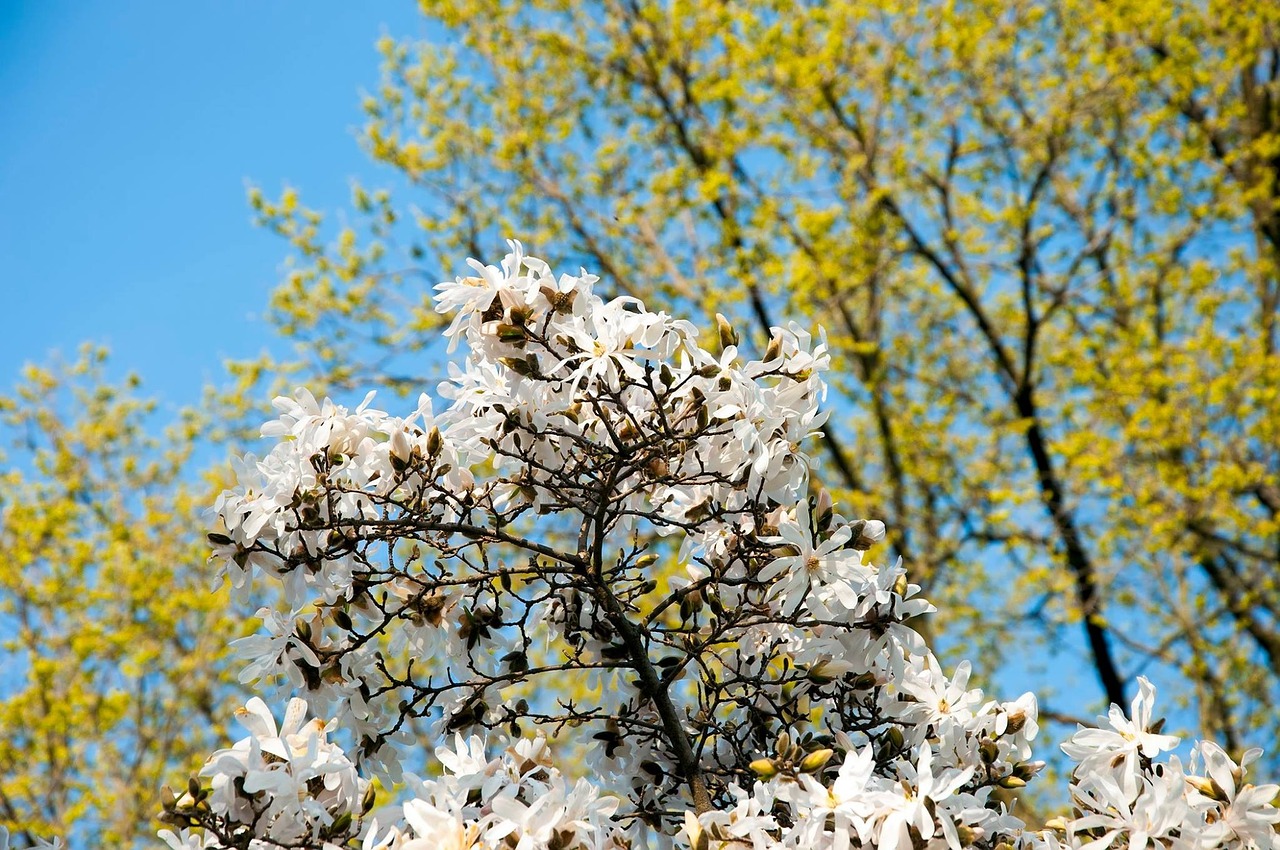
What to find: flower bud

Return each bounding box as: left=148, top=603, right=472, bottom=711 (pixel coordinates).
left=815, top=488, right=834, bottom=532
left=806, top=662, right=836, bottom=684
left=800, top=748, right=835, bottom=774
left=716, top=313, right=739, bottom=350
left=885, top=726, right=905, bottom=751
left=1186, top=775, right=1228, bottom=801
left=852, top=672, right=878, bottom=690
left=330, top=812, right=353, bottom=835
left=499, top=356, right=538, bottom=377
left=750, top=758, right=779, bottom=778
left=1013, top=761, right=1039, bottom=780
left=851, top=518, right=886, bottom=550
left=685, top=811, right=710, bottom=850
left=496, top=323, right=527, bottom=343
left=679, top=590, right=704, bottom=621
left=764, top=332, right=783, bottom=363
left=388, top=427, right=412, bottom=466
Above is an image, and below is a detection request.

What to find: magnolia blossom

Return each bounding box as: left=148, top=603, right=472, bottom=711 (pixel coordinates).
left=164, top=697, right=367, bottom=847
left=1062, top=677, right=1181, bottom=799
left=1191, top=742, right=1280, bottom=848
left=877, top=746, right=975, bottom=850
left=1034, top=677, right=1280, bottom=850
left=160, top=247, right=1277, bottom=850
left=788, top=746, right=882, bottom=850
left=757, top=503, right=872, bottom=614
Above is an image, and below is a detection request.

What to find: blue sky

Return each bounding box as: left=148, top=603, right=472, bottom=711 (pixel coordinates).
left=0, top=1, right=428, bottom=412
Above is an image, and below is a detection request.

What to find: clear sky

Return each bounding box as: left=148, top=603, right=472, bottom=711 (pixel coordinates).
left=0, top=1, right=429, bottom=412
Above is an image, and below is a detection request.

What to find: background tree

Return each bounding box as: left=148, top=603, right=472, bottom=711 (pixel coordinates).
left=243, top=0, right=1280, bottom=762
left=0, top=349, right=244, bottom=847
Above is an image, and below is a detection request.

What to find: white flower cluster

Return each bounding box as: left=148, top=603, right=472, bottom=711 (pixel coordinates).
left=679, top=676, right=1280, bottom=850
left=211, top=386, right=463, bottom=607
left=164, top=245, right=1278, bottom=850
left=165, top=680, right=1280, bottom=850
left=205, top=242, right=839, bottom=775
left=164, top=729, right=623, bottom=850
left=364, top=733, right=625, bottom=850
left=681, top=736, right=1025, bottom=850
left=159, top=698, right=368, bottom=849
left=1041, top=679, right=1280, bottom=850
left=212, top=243, right=830, bottom=593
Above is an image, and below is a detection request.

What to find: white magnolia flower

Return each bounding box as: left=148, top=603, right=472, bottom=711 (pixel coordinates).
left=1070, top=765, right=1189, bottom=850
left=875, top=746, right=975, bottom=850
left=758, top=505, right=870, bottom=614
left=157, top=830, right=213, bottom=850
left=791, top=745, right=883, bottom=850
left=899, top=657, right=984, bottom=731
left=1190, top=742, right=1280, bottom=849
left=1062, top=677, right=1179, bottom=798
left=401, top=797, right=481, bottom=850
left=198, top=697, right=365, bottom=844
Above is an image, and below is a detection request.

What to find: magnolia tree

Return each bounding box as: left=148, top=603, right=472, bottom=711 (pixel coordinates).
left=120, top=245, right=1279, bottom=850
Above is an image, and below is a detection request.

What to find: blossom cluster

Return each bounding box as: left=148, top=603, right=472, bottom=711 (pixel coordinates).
left=158, top=698, right=368, bottom=848
left=160, top=679, right=1280, bottom=850
left=205, top=242, right=839, bottom=780
left=1042, top=679, right=1280, bottom=850
left=162, top=728, right=625, bottom=850
left=157, top=245, right=1279, bottom=850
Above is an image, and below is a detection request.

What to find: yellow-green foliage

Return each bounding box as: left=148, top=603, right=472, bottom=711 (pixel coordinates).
left=247, top=0, right=1280, bottom=762
left=0, top=348, right=245, bottom=847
